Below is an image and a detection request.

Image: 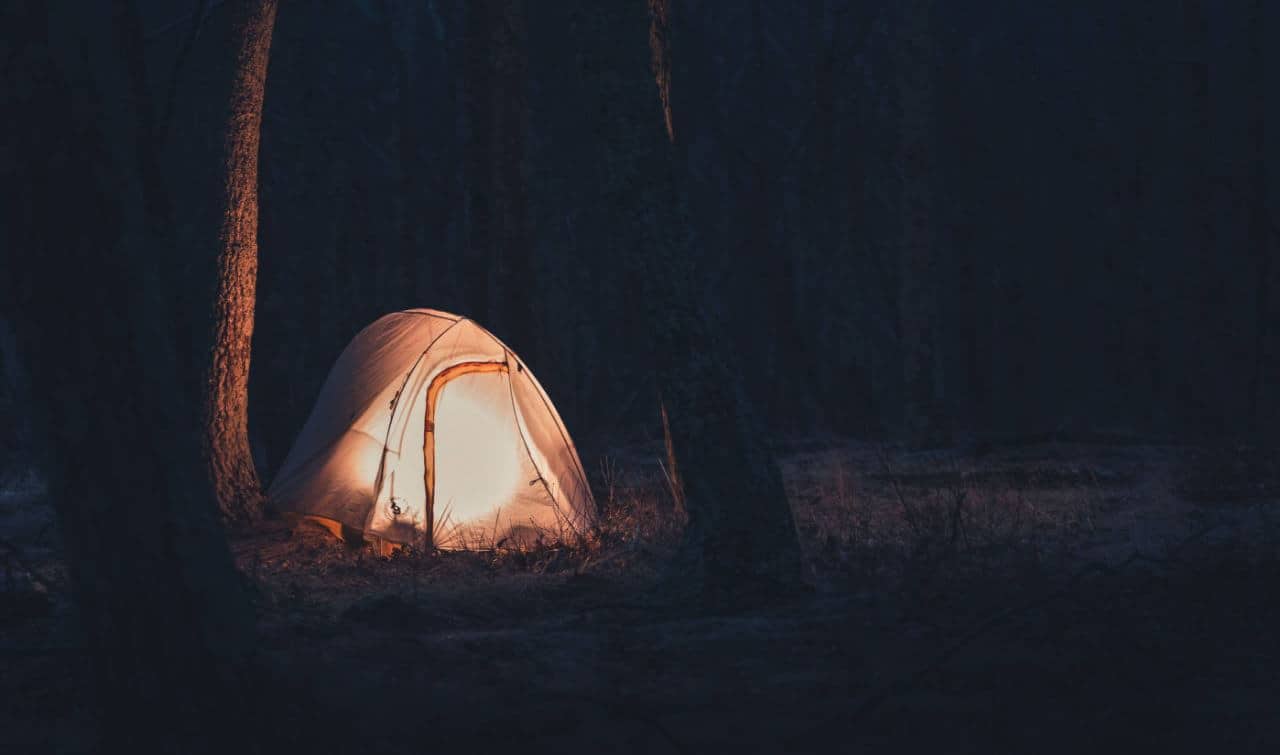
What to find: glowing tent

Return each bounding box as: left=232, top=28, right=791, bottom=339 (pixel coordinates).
left=268, top=309, right=594, bottom=550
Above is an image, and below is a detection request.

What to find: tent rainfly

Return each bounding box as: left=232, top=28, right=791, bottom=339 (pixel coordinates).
left=268, top=309, right=595, bottom=550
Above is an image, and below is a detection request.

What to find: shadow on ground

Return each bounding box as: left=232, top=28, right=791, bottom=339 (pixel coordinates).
left=3, top=442, right=1279, bottom=753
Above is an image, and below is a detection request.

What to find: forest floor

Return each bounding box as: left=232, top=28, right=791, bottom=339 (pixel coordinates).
left=3, top=440, right=1280, bottom=753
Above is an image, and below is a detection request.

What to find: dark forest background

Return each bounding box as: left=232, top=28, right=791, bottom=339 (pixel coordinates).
left=3, top=3, right=1280, bottom=752
left=3, top=0, right=1278, bottom=479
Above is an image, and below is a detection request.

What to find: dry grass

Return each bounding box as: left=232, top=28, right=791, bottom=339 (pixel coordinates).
left=230, top=452, right=688, bottom=630
left=1175, top=443, right=1280, bottom=503
left=0, top=438, right=1220, bottom=639
left=783, top=443, right=1129, bottom=588
left=239, top=441, right=1151, bottom=610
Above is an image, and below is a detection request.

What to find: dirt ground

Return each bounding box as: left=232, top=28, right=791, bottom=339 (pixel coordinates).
left=3, top=441, right=1279, bottom=753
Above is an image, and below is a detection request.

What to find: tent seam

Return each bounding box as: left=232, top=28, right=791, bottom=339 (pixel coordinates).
left=503, top=352, right=570, bottom=530
left=366, top=317, right=465, bottom=532
left=472, top=329, right=595, bottom=509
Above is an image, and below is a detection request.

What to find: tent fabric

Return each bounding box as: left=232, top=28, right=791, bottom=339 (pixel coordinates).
left=268, top=309, right=594, bottom=549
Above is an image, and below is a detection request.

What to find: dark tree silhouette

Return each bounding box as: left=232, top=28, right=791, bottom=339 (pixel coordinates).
left=2, top=2, right=257, bottom=750
left=896, top=0, right=948, bottom=446
left=461, top=1, right=494, bottom=324
left=1246, top=0, right=1271, bottom=433
left=460, top=0, right=536, bottom=359
left=488, top=0, right=537, bottom=360
left=576, top=0, right=802, bottom=591
left=1179, top=0, right=1217, bottom=432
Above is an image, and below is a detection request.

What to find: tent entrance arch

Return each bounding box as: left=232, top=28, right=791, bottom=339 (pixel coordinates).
left=421, top=360, right=509, bottom=547
left=268, top=310, right=594, bottom=551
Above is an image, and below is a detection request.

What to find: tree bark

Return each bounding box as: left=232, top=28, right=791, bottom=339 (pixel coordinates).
left=896, top=0, right=948, bottom=445
left=2, top=2, right=257, bottom=750
left=204, top=0, right=277, bottom=523
left=577, top=0, right=802, bottom=592
left=648, top=0, right=674, bottom=143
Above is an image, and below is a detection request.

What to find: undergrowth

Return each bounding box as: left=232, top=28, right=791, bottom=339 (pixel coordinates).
left=246, top=443, right=1136, bottom=609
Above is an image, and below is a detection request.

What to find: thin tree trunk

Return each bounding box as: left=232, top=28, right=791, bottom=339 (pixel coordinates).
left=396, top=48, right=422, bottom=307
left=397, top=46, right=419, bottom=306
left=204, top=0, right=277, bottom=522
left=459, top=0, right=535, bottom=354
left=809, top=1, right=847, bottom=433
left=1181, top=0, right=1217, bottom=433
left=897, top=0, right=947, bottom=445
left=462, top=0, right=493, bottom=321
left=489, top=0, right=537, bottom=362
left=1246, top=0, right=1271, bottom=434
left=381, top=0, right=421, bottom=307
left=649, top=0, right=674, bottom=143
left=1122, top=2, right=1161, bottom=432
left=3, top=3, right=257, bottom=750
left=629, top=0, right=802, bottom=591
left=744, top=0, right=804, bottom=434
left=0, top=317, right=29, bottom=466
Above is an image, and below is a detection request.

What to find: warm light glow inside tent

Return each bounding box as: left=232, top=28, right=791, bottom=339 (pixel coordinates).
left=433, top=372, right=524, bottom=532
left=267, top=310, right=594, bottom=550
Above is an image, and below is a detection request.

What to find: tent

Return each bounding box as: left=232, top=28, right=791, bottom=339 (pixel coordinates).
left=268, top=309, right=594, bottom=550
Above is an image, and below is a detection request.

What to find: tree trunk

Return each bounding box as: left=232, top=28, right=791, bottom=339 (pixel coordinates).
left=575, top=0, right=802, bottom=592
left=204, top=0, right=277, bottom=523
left=1246, top=0, right=1271, bottom=434
left=489, top=0, right=537, bottom=362
left=744, top=0, right=809, bottom=434
left=397, top=45, right=420, bottom=306
left=460, top=0, right=536, bottom=356
left=462, top=0, right=494, bottom=321
left=0, top=317, right=29, bottom=468
left=1180, top=0, right=1217, bottom=434
left=2, top=3, right=257, bottom=750
left=808, top=1, right=845, bottom=433
left=379, top=0, right=422, bottom=308
left=1120, top=2, right=1164, bottom=432
left=896, top=0, right=948, bottom=445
